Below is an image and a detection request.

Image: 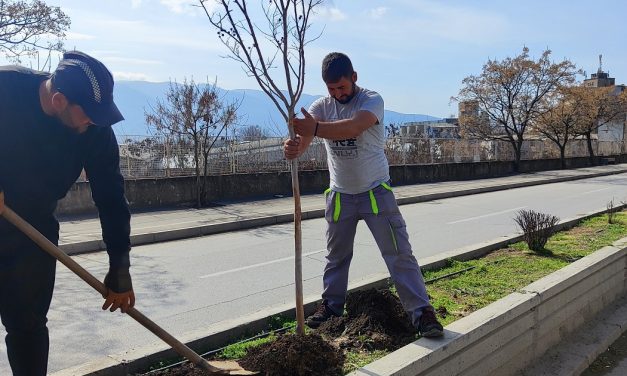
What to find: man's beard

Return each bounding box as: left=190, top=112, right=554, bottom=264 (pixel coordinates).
left=334, top=82, right=357, bottom=104
left=57, top=107, right=88, bottom=134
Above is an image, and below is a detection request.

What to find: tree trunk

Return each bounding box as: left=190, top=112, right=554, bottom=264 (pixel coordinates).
left=585, top=132, right=596, bottom=165
left=194, top=143, right=201, bottom=208
left=287, top=114, right=305, bottom=336
left=201, top=150, right=210, bottom=207
left=559, top=145, right=566, bottom=169
left=512, top=139, right=523, bottom=173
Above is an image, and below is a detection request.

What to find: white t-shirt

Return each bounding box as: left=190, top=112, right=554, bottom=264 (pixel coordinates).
left=309, top=86, right=389, bottom=194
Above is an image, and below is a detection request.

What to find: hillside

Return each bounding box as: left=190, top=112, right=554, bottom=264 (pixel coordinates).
left=112, top=81, right=439, bottom=137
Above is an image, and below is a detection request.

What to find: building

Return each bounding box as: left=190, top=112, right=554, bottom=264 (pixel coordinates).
left=457, top=100, right=491, bottom=138
left=583, top=56, right=626, bottom=148
left=399, top=118, right=460, bottom=139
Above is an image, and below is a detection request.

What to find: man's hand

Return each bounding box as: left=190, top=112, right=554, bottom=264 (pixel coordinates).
left=283, top=136, right=302, bottom=160
left=292, top=107, right=317, bottom=137
left=102, top=289, right=135, bottom=313
left=102, top=266, right=135, bottom=313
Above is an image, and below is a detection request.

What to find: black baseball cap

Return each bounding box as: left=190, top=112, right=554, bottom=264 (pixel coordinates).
left=51, top=51, right=124, bottom=127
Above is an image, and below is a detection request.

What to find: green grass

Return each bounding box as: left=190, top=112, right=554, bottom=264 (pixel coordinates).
left=176, top=211, right=627, bottom=374
left=217, top=315, right=299, bottom=359
left=425, top=212, right=627, bottom=326
left=344, top=211, right=627, bottom=373
left=343, top=350, right=389, bottom=374
left=218, top=333, right=278, bottom=359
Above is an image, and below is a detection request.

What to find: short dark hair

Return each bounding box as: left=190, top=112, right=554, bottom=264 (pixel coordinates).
left=321, top=52, right=354, bottom=83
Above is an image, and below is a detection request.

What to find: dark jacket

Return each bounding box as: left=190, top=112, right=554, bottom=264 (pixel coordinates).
left=0, top=66, right=131, bottom=268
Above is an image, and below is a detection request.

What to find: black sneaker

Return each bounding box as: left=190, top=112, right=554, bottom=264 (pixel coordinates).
left=418, top=307, right=444, bottom=338
left=306, top=301, right=339, bottom=328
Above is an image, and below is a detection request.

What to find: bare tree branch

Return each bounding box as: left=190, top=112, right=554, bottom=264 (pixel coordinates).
left=145, top=78, right=239, bottom=207
left=453, top=47, right=578, bottom=171
left=199, top=0, right=323, bottom=335
left=0, top=0, right=70, bottom=62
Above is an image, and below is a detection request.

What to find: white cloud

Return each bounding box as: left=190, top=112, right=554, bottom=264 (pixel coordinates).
left=131, top=0, right=142, bottom=8
left=113, top=71, right=151, bottom=81
left=160, top=0, right=199, bottom=14
left=103, top=56, right=164, bottom=66
left=314, top=6, right=347, bottom=22
left=66, top=31, right=96, bottom=41
left=88, top=50, right=123, bottom=56
left=368, top=7, right=387, bottom=19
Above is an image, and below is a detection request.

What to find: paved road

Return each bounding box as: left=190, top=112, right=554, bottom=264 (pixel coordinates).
left=55, top=165, right=627, bottom=255
left=1, top=169, right=626, bottom=375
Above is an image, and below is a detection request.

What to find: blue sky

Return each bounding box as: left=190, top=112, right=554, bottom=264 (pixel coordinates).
left=5, top=0, right=627, bottom=118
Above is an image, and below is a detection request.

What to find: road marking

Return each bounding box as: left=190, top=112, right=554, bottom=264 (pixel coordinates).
left=580, top=188, right=612, bottom=195
left=447, top=206, right=527, bottom=225
left=555, top=187, right=613, bottom=201
left=198, top=249, right=326, bottom=279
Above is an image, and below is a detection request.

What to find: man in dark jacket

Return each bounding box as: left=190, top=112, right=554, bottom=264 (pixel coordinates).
left=0, top=51, right=134, bottom=376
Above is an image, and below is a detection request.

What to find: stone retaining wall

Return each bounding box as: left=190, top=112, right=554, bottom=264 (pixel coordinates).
left=57, top=155, right=626, bottom=215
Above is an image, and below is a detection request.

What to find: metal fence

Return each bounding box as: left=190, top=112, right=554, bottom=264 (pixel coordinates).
left=115, top=135, right=625, bottom=179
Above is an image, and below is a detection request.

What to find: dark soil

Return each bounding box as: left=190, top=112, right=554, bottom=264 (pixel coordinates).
left=238, top=333, right=344, bottom=376
left=317, top=289, right=417, bottom=351
left=141, top=289, right=419, bottom=375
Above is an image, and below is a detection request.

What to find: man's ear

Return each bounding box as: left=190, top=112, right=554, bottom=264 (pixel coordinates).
left=352, top=71, right=358, bottom=83
left=50, top=92, right=69, bottom=113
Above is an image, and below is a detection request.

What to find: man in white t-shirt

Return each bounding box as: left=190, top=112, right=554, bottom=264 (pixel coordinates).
left=283, top=52, right=443, bottom=337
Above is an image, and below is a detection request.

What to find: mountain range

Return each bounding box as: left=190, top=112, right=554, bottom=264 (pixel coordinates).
left=111, top=81, right=439, bottom=137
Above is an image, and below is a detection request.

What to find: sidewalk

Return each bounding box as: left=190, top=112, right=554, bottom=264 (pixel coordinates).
left=58, top=164, right=627, bottom=255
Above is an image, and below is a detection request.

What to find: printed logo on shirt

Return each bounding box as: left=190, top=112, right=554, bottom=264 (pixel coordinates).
left=331, top=138, right=358, bottom=159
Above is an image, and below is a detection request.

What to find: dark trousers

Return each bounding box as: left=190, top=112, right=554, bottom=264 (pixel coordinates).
left=1, top=232, right=57, bottom=376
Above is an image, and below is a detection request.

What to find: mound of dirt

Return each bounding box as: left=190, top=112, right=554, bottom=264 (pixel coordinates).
left=317, top=289, right=416, bottom=350
left=238, top=332, right=344, bottom=376
left=139, top=289, right=420, bottom=375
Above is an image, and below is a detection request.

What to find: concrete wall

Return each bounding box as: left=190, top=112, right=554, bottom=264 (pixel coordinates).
left=349, top=238, right=627, bottom=376
left=56, top=155, right=627, bottom=215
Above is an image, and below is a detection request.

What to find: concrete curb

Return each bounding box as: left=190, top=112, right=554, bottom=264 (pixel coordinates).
left=52, top=205, right=623, bottom=376
left=60, top=167, right=627, bottom=255
left=349, top=239, right=627, bottom=376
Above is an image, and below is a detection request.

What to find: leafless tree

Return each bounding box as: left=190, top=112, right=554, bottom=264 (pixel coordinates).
left=199, top=0, right=323, bottom=334
left=238, top=124, right=268, bottom=141
left=535, top=85, right=590, bottom=169
left=145, top=78, right=238, bottom=207
left=0, top=0, right=70, bottom=62
left=573, top=86, right=627, bottom=162
left=454, top=48, right=578, bottom=171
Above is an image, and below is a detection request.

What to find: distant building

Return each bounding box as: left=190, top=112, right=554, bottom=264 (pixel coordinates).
left=584, top=71, right=615, bottom=88
left=457, top=100, right=492, bottom=138
left=583, top=56, right=626, bottom=144
left=399, top=118, right=460, bottom=139
left=584, top=55, right=615, bottom=88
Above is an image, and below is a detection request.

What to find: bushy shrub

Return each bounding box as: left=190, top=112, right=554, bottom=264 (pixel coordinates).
left=514, top=210, right=559, bottom=253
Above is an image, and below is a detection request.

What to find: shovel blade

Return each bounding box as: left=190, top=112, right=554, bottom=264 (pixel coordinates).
left=207, top=360, right=258, bottom=375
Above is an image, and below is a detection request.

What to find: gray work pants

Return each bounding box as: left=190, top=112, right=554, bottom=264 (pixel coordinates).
left=322, top=183, right=431, bottom=327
